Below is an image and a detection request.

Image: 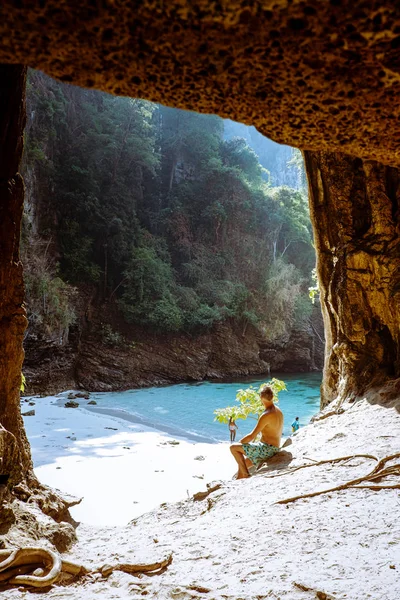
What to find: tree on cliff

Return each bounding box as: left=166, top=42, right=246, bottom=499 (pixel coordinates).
left=22, top=70, right=315, bottom=341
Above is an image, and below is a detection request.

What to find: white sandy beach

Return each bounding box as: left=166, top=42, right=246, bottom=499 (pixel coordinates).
left=11, top=386, right=400, bottom=600
left=22, top=392, right=234, bottom=526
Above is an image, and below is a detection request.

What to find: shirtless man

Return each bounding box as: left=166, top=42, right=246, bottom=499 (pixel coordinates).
left=230, top=384, right=284, bottom=479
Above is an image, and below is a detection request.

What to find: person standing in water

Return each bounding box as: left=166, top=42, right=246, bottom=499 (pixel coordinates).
left=292, top=416, right=300, bottom=433
left=230, top=384, right=283, bottom=479
left=228, top=416, right=238, bottom=442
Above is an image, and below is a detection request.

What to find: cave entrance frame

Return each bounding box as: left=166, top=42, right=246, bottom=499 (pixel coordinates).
left=0, top=2, right=399, bottom=493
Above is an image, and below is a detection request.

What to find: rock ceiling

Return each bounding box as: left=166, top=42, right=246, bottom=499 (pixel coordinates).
left=1, top=1, right=400, bottom=165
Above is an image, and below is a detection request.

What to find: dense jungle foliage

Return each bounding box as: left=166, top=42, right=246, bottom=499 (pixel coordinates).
left=22, top=70, right=314, bottom=342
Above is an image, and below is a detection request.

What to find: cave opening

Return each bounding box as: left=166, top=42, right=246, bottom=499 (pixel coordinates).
left=21, top=68, right=322, bottom=400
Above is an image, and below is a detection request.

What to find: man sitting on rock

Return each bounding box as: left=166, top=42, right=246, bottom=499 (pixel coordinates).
left=230, top=385, right=284, bottom=479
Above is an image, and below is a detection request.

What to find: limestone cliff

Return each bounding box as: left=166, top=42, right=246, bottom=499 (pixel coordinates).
left=23, top=306, right=324, bottom=395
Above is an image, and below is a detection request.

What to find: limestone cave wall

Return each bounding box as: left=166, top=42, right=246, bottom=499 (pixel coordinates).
left=0, top=65, right=31, bottom=487
left=304, top=151, right=400, bottom=407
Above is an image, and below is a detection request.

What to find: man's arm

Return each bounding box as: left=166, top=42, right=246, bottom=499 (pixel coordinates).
left=239, top=413, right=269, bottom=444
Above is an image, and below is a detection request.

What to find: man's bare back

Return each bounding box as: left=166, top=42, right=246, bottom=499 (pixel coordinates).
left=258, top=405, right=284, bottom=447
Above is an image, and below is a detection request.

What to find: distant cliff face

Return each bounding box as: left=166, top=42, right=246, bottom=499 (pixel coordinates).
left=223, top=120, right=302, bottom=189
left=23, top=307, right=324, bottom=395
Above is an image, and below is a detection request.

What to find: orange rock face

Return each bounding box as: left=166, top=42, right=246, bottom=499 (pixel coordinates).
left=0, top=2, right=400, bottom=166
left=305, top=151, right=400, bottom=406
left=0, top=66, right=30, bottom=485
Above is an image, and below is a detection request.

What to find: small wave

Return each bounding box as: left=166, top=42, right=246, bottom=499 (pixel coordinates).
left=154, top=406, right=169, bottom=414
left=84, top=406, right=217, bottom=444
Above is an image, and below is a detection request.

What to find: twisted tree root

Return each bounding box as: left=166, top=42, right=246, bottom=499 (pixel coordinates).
left=262, top=454, right=378, bottom=479
left=0, top=546, right=172, bottom=588
left=0, top=547, right=62, bottom=588
left=276, top=452, right=400, bottom=505
left=0, top=564, right=42, bottom=582
left=99, top=553, right=173, bottom=577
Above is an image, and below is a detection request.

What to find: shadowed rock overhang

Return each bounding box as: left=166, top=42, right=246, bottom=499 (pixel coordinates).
left=1, top=1, right=400, bottom=166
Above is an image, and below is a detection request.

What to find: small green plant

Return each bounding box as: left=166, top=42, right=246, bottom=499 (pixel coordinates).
left=214, top=378, right=287, bottom=424
left=101, top=323, right=124, bottom=347
left=308, top=267, right=320, bottom=304
left=20, top=373, right=26, bottom=394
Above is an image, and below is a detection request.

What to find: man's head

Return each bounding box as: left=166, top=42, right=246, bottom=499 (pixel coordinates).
left=296, top=416, right=299, bottom=421
left=259, top=384, right=274, bottom=407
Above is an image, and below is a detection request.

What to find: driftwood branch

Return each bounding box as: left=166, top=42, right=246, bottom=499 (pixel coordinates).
left=0, top=547, right=172, bottom=589
left=0, top=548, right=62, bottom=588
left=263, top=454, right=378, bottom=480
left=277, top=452, right=400, bottom=505
left=193, top=482, right=222, bottom=501
left=100, top=553, right=173, bottom=577
left=293, top=581, right=336, bottom=599
left=311, top=408, right=344, bottom=422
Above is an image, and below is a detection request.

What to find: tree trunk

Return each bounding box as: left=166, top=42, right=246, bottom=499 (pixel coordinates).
left=0, top=64, right=31, bottom=487
left=304, top=150, right=400, bottom=408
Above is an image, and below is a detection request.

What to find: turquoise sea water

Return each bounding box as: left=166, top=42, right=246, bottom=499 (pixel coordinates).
left=84, top=372, right=322, bottom=443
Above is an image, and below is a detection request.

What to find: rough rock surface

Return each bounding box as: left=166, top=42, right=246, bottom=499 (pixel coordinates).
left=1, top=2, right=400, bottom=166
left=23, top=316, right=323, bottom=395
left=23, top=337, right=76, bottom=396
left=0, top=65, right=78, bottom=559
left=0, top=65, right=30, bottom=488
left=260, top=325, right=324, bottom=372
left=306, top=151, right=400, bottom=406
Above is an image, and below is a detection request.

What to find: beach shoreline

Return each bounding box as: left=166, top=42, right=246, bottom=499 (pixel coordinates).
left=22, top=392, right=235, bottom=526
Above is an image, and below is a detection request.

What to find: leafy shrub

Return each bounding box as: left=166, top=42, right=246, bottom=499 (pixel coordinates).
left=214, top=378, right=287, bottom=423
left=101, top=324, right=124, bottom=347
left=24, top=256, right=77, bottom=344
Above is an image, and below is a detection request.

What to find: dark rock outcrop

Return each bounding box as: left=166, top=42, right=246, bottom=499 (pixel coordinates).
left=23, top=315, right=323, bottom=395
left=23, top=337, right=76, bottom=396
left=260, top=328, right=321, bottom=373
left=76, top=322, right=269, bottom=391
left=64, top=401, right=79, bottom=408
left=0, top=65, right=30, bottom=488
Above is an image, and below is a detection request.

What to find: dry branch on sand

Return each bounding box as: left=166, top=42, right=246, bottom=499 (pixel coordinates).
left=293, top=580, right=336, bottom=599
left=99, top=554, right=173, bottom=577
left=0, top=547, right=173, bottom=590
left=192, top=482, right=222, bottom=501
left=276, top=452, right=400, bottom=505
left=263, top=453, right=378, bottom=479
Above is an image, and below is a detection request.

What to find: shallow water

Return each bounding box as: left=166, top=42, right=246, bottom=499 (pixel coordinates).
left=84, top=372, right=322, bottom=443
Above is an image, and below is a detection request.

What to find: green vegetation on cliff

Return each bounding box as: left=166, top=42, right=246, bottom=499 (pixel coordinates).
left=22, top=70, right=315, bottom=340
